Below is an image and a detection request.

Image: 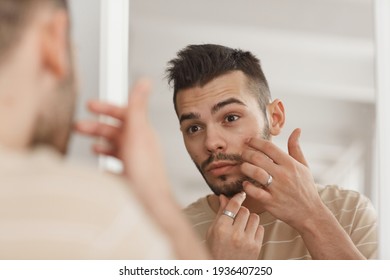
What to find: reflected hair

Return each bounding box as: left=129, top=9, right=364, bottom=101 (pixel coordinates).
left=166, top=44, right=271, bottom=118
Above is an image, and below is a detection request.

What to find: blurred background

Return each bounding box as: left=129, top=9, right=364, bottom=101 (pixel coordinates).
left=67, top=0, right=382, bottom=245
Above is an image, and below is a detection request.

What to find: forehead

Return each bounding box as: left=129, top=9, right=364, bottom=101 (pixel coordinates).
left=176, top=71, right=256, bottom=116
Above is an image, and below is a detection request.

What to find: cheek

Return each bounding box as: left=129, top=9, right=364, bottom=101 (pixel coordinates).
left=231, top=123, right=261, bottom=144
left=184, top=137, right=203, bottom=163
left=237, top=117, right=266, bottom=139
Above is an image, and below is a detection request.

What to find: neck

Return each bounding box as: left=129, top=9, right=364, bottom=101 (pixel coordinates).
left=0, top=64, right=38, bottom=151
left=208, top=193, right=266, bottom=214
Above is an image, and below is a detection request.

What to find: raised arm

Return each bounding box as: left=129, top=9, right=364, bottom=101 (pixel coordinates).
left=240, top=129, right=367, bottom=259
left=75, top=80, right=210, bottom=259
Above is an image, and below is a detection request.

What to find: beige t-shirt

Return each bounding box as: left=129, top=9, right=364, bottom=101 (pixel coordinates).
left=184, top=185, right=377, bottom=259
left=0, top=146, right=174, bottom=259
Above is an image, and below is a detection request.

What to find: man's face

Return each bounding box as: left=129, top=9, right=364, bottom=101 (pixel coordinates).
left=176, top=71, right=269, bottom=197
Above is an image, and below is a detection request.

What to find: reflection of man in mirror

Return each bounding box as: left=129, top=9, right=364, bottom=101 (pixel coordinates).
left=0, top=0, right=207, bottom=259
left=77, top=44, right=377, bottom=260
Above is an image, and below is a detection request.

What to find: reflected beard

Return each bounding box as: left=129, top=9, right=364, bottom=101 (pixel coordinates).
left=193, top=126, right=270, bottom=198
left=195, top=155, right=261, bottom=198
left=208, top=175, right=261, bottom=198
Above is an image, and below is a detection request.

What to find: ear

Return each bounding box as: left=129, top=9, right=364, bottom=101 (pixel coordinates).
left=40, top=10, right=70, bottom=80
left=267, top=99, right=285, bottom=136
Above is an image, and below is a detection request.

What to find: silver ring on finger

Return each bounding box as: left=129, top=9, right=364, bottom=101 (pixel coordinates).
left=222, top=209, right=236, bottom=220
left=263, top=174, right=273, bottom=188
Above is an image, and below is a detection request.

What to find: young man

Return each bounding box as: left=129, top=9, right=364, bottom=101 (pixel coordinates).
left=77, top=44, right=377, bottom=259
left=0, top=0, right=207, bottom=259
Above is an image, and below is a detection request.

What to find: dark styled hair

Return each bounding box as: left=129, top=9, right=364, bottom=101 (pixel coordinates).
left=0, top=0, right=68, bottom=61
left=166, top=44, right=271, bottom=117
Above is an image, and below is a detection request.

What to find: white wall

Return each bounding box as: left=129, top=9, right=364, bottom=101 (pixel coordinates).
left=67, top=0, right=101, bottom=165
left=375, top=0, right=390, bottom=260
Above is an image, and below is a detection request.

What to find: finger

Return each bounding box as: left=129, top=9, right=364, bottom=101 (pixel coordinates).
left=243, top=180, right=272, bottom=203
left=255, top=225, right=265, bottom=243
left=74, top=121, right=120, bottom=142
left=245, top=213, right=260, bottom=238
left=127, top=79, right=152, bottom=128
left=241, top=162, right=271, bottom=187
left=241, top=149, right=275, bottom=173
left=92, top=142, right=118, bottom=158
left=288, top=128, right=309, bottom=167
left=208, top=194, right=230, bottom=230
left=232, top=206, right=250, bottom=230
left=218, top=191, right=246, bottom=222
left=87, top=100, right=126, bottom=121
left=246, top=138, right=286, bottom=165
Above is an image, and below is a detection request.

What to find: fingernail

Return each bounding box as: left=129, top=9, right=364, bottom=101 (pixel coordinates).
left=241, top=191, right=246, bottom=199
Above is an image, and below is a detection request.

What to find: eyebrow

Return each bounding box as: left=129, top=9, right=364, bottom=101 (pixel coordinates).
left=179, top=112, right=201, bottom=124
left=211, top=98, right=246, bottom=114
left=179, top=97, right=246, bottom=124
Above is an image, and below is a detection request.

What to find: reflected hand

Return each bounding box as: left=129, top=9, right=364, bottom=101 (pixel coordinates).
left=240, top=128, right=322, bottom=231
left=206, top=192, right=264, bottom=259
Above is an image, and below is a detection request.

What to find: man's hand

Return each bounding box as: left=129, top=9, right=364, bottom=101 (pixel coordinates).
left=75, top=80, right=209, bottom=259
left=74, top=100, right=125, bottom=160
left=206, top=192, right=264, bottom=259
left=240, top=128, right=365, bottom=259
left=240, top=128, right=322, bottom=230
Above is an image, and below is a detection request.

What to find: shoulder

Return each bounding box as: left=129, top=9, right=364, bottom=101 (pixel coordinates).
left=0, top=147, right=174, bottom=259
left=318, top=184, right=374, bottom=210
left=183, top=196, right=215, bottom=240
left=183, top=196, right=215, bottom=218
left=317, top=184, right=377, bottom=226
left=317, top=185, right=378, bottom=259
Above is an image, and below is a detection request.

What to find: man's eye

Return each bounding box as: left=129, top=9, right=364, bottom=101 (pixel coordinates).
left=225, top=115, right=239, bottom=122
left=187, top=125, right=201, bottom=134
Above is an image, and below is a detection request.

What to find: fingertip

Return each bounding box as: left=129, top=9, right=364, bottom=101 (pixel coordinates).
left=134, top=78, right=153, bottom=94
left=219, top=193, right=227, bottom=203
left=87, top=99, right=99, bottom=108
left=293, top=128, right=302, bottom=140
left=295, top=128, right=302, bottom=141
left=232, top=190, right=246, bottom=202
left=242, top=181, right=250, bottom=192
left=86, top=100, right=95, bottom=112
left=243, top=180, right=270, bottom=201
left=242, top=180, right=251, bottom=189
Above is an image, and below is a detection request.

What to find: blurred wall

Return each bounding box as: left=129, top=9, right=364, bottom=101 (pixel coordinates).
left=67, top=0, right=101, bottom=166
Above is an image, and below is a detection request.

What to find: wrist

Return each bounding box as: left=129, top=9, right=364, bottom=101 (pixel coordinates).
left=295, top=202, right=333, bottom=236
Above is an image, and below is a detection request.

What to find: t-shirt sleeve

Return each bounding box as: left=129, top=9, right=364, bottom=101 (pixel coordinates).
left=349, top=195, right=378, bottom=259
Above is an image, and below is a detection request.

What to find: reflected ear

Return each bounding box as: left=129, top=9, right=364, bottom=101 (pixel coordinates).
left=267, top=99, right=285, bottom=136
left=41, top=10, right=70, bottom=80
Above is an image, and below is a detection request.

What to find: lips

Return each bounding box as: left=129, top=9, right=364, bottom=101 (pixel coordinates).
left=206, top=161, right=239, bottom=176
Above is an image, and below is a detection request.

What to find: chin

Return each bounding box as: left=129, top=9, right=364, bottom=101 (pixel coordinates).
left=207, top=176, right=245, bottom=198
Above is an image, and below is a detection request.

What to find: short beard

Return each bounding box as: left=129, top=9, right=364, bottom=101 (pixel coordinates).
left=193, top=126, right=270, bottom=198
left=208, top=174, right=261, bottom=198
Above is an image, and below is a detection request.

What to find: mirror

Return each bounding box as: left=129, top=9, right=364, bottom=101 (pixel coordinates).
left=128, top=0, right=376, bottom=208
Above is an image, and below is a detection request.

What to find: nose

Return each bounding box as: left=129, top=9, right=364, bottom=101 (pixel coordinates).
left=204, top=125, right=227, bottom=154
